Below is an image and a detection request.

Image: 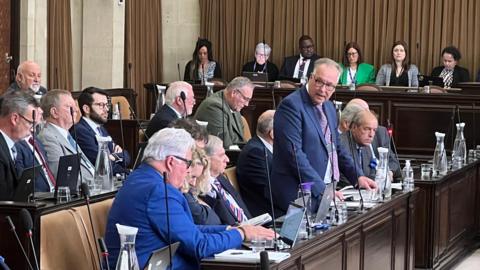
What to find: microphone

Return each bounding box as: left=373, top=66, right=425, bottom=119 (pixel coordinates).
left=116, top=102, right=127, bottom=174
left=260, top=250, right=269, bottom=270
left=347, top=126, right=364, bottom=212
left=263, top=147, right=278, bottom=251
left=177, top=63, right=181, bottom=81
left=19, top=209, right=39, bottom=270
left=98, top=237, right=110, bottom=270
left=128, top=106, right=149, bottom=141
left=5, top=216, right=34, bottom=270
left=162, top=172, right=173, bottom=269
left=201, top=64, right=206, bottom=85
left=80, top=183, right=103, bottom=270
left=179, top=91, right=187, bottom=118
left=387, top=120, right=402, bottom=181
left=0, top=256, right=11, bottom=270
left=290, top=142, right=311, bottom=236
left=31, top=109, right=37, bottom=202
left=221, top=91, right=226, bottom=148
left=70, top=107, right=84, bottom=189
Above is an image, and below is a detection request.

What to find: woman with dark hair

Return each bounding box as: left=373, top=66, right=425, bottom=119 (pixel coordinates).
left=339, top=42, right=375, bottom=86
left=431, top=46, right=470, bottom=88
left=184, top=38, right=222, bottom=82
left=376, top=41, right=419, bottom=87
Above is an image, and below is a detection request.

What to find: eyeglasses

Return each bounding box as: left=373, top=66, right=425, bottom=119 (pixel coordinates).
left=171, top=155, right=193, bottom=168
left=235, top=89, right=252, bottom=103
left=347, top=52, right=358, bottom=56
left=92, top=102, right=109, bottom=109
left=311, top=76, right=337, bottom=92
left=18, top=113, right=35, bottom=126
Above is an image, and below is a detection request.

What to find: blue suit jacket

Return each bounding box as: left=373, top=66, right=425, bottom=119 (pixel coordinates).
left=271, top=86, right=361, bottom=214
left=14, top=139, right=52, bottom=192
left=71, top=118, right=131, bottom=175
left=105, top=164, right=242, bottom=270
left=236, top=136, right=281, bottom=218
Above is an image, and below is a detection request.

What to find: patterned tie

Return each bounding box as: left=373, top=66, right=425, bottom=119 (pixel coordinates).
left=29, top=137, right=56, bottom=186
left=67, top=134, right=77, bottom=150
left=439, top=68, right=453, bottom=88
left=214, top=179, right=246, bottom=223
left=316, top=104, right=340, bottom=181
left=298, top=59, right=306, bottom=78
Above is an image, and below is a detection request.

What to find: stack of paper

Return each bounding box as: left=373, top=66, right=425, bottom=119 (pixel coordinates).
left=214, top=249, right=290, bottom=263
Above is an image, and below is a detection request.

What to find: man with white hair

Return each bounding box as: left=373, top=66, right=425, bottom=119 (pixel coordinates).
left=241, top=42, right=279, bottom=81
left=105, top=128, right=274, bottom=269
left=145, top=81, right=196, bottom=138
left=8, top=60, right=47, bottom=95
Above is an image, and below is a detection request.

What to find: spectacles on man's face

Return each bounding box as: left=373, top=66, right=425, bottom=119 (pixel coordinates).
left=18, top=113, right=35, bottom=127
left=235, top=89, right=252, bottom=103
left=171, top=155, right=193, bottom=169
left=92, top=102, right=109, bottom=109
left=311, top=76, right=337, bottom=92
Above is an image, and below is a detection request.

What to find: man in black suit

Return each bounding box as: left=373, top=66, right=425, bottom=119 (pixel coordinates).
left=0, top=91, right=39, bottom=201
left=279, top=35, right=320, bottom=80
left=200, top=135, right=252, bottom=225
left=236, top=110, right=280, bottom=218
left=145, top=81, right=196, bottom=138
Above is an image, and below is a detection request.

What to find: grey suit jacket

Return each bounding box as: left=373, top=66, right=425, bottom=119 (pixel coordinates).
left=38, top=122, right=95, bottom=185
left=376, top=64, right=419, bottom=87
left=194, top=90, right=245, bottom=148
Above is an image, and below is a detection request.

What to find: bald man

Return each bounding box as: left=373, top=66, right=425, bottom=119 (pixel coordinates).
left=8, top=61, right=47, bottom=95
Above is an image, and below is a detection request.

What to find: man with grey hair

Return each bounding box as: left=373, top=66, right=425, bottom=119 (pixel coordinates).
left=7, top=60, right=47, bottom=95
left=339, top=103, right=365, bottom=133
left=105, top=128, right=274, bottom=269
left=38, top=89, right=95, bottom=187
left=272, top=58, right=377, bottom=216
left=195, top=76, right=254, bottom=148
left=145, top=81, right=195, bottom=138
left=237, top=110, right=281, bottom=217
left=241, top=42, right=279, bottom=81
left=0, top=91, right=39, bottom=200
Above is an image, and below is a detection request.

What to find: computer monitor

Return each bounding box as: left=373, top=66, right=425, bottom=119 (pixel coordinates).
left=241, top=72, right=269, bottom=82
left=418, top=75, right=444, bottom=87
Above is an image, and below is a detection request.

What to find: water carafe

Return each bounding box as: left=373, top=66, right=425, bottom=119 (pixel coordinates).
left=115, top=224, right=140, bottom=270
left=94, top=135, right=114, bottom=194
left=375, top=147, right=391, bottom=200
left=432, top=132, right=448, bottom=177
left=452, top=122, right=466, bottom=168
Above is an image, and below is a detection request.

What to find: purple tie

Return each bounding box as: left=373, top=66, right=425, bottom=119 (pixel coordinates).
left=214, top=179, right=246, bottom=223
left=316, top=104, right=340, bottom=181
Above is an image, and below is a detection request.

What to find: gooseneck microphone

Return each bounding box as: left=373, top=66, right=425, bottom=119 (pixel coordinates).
left=291, top=142, right=311, bottom=236
left=80, top=183, right=103, bottom=270
left=177, top=63, right=181, bottom=81
left=98, top=237, right=110, bottom=270
left=162, top=172, right=173, bottom=269
left=179, top=91, right=187, bottom=118
left=263, top=147, right=277, bottom=251
left=31, top=110, right=36, bottom=202
left=347, top=128, right=364, bottom=212
left=260, top=250, right=270, bottom=270
left=5, top=216, right=34, bottom=270
left=116, top=102, right=127, bottom=173
left=128, top=106, right=149, bottom=141
left=387, top=120, right=402, bottom=180
left=70, top=107, right=84, bottom=188
left=19, top=209, right=39, bottom=270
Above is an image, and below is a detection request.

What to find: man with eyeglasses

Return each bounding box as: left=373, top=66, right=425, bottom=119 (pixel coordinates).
left=0, top=91, right=39, bottom=201
left=195, top=76, right=254, bottom=148
left=271, top=58, right=377, bottom=216
left=279, top=35, right=320, bottom=81
left=72, top=87, right=131, bottom=175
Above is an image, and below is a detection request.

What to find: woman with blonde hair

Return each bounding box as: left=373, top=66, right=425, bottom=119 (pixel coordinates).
left=183, top=148, right=222, bottom=225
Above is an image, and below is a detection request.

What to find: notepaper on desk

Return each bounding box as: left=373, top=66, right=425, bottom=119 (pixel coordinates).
left=214, top=249, right=291, bottom=263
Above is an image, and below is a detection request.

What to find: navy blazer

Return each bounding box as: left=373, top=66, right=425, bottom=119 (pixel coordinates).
left=15, top=139, right=52, bottom=192
left=71, top=118, right=131, bottom=175
left=199, top=174, right=252, bottom=225
left=183, top=192, right=222, bottom=225
left=0, top=133, right=18, bottom=201
left=105, top=164, right=242, bottom=270
left=279, top=54, right=320, bottom=79
left=145, top=105, right=180, bottom=139
left=271, top=86, right=361, bottom=214
left=236, top=136, right=281, bottom=218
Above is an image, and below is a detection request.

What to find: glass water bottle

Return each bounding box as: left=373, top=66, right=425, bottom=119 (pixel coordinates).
left=452, top=122, right=466, bottom=168
left=94, top=135, right=114, bottom=194
left=432, top=132, right=448, bottom=177
left=115, top=224, right=140, bottom=270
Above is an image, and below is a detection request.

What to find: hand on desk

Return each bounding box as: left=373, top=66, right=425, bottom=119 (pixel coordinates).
left=335, top=191, right=345, bottom=201
left=358, top=176, right=377, bottom=190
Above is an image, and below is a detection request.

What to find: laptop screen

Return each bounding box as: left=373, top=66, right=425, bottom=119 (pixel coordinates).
left=314, top=183, right=334, bottom=224
left=279, top=203, right=305, bottom=246
left=241, top=72, right=269, bottom=82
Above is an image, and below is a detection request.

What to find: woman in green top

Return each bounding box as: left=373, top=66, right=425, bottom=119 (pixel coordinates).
left=339, top=42, right=375, bottom=86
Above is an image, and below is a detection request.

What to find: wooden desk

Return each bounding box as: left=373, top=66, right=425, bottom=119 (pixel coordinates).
left=202, top=189, right=418, bottom=270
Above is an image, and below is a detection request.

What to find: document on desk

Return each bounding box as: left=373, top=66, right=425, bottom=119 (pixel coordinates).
left=214, top=249, right=291, bottom=263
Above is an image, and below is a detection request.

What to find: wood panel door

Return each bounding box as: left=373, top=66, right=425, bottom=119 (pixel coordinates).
left=0, top=0, right=12, bottom=93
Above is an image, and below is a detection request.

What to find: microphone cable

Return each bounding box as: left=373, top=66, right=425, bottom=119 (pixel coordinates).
left=162, top=172, right=173, bottom=269
left=263, top=147, right=278, bottom=251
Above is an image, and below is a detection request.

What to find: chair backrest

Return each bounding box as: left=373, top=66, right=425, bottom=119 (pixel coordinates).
left=224, top=166, right=239, bottom=192
left=241, top=115, right=252, bottom=141
left=111, top=96, right=131, bottom=119
left=356, top=83, right=382, bottom=91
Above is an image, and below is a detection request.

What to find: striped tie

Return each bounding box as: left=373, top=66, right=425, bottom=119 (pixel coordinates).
left=316, top=104, right=340, bottom=181
left=214, top=179, right=246, bottom=223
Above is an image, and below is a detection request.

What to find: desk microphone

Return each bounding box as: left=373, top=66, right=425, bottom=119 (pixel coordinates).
left=70, top=107, right=85, bottom=190
left=291, top=142, right=311, bottom=236
left=221, top=91, right=226, bottom=148
left=80, top=183, right=102, bottom=270
left=19, top=209, right=39, bottom=270
left=128, top=106, right=149, bottom=141
left=177, top=63, right=181, bottom=81
left=347, top=127, right=364, bottom=212
left=263, top=147, right=278, bottom=251
left=260, top=250, right=269, bottom=270
left=31, top=110, right=37, bottom=203
left=5, top=216, right=34, bottom=270
left=162, top=172, right=173, bottom=270
left=116, top=102, right=128, bottom=173
left=180, top=91, right=187, bottom=118
left=387, top=120, right=401, bottom=176
left=98, top=237, right=110, bottom=270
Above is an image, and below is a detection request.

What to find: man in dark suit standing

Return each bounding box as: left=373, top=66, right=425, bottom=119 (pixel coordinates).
left=72, top=87, right=131, bottom=175
left=271, top=58, right=377, bottom=215
left=145, top=81, right=196, bottom=138
left=200, top=135, right=252, bottom=225
left=279, top=35, right=320, bottom=81
left=237, top=110, right=280, bottom=218
left=0, top=91, right=39, bottom=201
